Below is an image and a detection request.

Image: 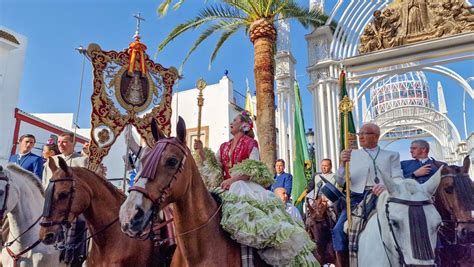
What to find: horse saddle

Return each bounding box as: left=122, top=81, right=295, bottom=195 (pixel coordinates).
left=319, top=175, right=344, bottom=203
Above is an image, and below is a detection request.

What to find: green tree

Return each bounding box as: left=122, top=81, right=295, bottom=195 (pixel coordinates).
left=157, top=0, right=328, bottom=171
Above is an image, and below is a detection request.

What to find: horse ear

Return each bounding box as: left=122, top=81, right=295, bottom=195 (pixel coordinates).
left=48, top=158, right=58, bottom=173
left=423, top=166, right=442, bottom=196
left=151, top=118, right=166, bottom=142
left=462, top=155, right=470, bottom=174
left=378, top=169, right=399, bottom=194
left=176, top=116, right=186, bottom=144
left=57, top=157, right=72, bottom=176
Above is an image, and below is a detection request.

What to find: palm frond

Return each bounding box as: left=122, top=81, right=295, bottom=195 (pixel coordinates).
left=157, top=5, right=246, bottom=54
left=158, top=0, right=173, bottom=16
left=208, top=24, right=242, bottom=69
left=222, top=0, right=253, bottom=17
left=279, top=1, right=328, bottom=29
left=173, top=0, right=186, bottom=11
left=180, top=20, right=245, bottom=68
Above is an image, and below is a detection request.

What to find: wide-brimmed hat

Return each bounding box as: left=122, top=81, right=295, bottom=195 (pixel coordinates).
left=318, top=175, right=344, bottom=202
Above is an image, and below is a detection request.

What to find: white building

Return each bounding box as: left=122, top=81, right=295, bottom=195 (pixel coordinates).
left=0, top=27, right=27, bottom=165
left=170, top=75, right=245, bottom=152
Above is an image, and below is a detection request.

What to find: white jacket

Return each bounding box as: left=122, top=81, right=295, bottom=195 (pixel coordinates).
left=336, top=148, right=404, bottom=194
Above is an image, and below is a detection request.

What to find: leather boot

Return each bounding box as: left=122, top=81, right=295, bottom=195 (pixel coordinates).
left=335, top=251, right=349, bottom=267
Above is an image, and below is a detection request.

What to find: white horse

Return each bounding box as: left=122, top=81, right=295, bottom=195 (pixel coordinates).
left=0, top=164, right=62, bottom=267
left=358, top=167, right=442, bottom=266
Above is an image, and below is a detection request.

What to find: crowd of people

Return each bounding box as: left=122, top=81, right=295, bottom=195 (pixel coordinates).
left=6, top=112, right=443, bottom=266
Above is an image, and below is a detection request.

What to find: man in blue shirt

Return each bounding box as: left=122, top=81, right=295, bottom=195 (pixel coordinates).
left=401, top=140, right=440, bottom=184
left=270, top=159, right=293, bottom=198
left=8, top=134, right=43, bottom=179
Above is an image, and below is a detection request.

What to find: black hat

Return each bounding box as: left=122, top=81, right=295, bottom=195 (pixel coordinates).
left=317, top=174, right=344, bottom=202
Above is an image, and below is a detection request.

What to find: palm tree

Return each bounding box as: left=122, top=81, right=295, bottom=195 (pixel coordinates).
left=157, top=0, right=329, bottom=171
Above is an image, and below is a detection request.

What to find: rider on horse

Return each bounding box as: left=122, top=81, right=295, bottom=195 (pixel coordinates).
left=334, top=123, right=405, bottom=266
left=194, top=111, right=319, bottom=267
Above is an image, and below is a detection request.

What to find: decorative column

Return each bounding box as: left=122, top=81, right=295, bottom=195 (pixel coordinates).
left=306, top=25, right=340, bottom=170
left=275, top=17, right=296, bottom=172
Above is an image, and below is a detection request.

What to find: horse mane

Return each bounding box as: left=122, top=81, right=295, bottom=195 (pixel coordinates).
left=5, top=163, right=44, bottom=196
left=70, top=167, right=125, bottom=200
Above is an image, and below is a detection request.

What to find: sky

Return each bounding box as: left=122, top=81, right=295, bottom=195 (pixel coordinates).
left=2, top=0, right=473, bottom=161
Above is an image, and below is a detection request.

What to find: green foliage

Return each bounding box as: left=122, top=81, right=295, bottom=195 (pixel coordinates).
left=156, top=0, right=329, bottom=69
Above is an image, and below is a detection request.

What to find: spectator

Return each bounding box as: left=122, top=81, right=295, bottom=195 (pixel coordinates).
left=42, top=132, right=88, bottom=186
left=42, top=143, right=60, bottom=160
left=274, top=187, right=302, bottom=222
left=8, top=134, right=43, bottom=179
left=270, top=159, right=293, bottom=198
left=401, top=140, right=441, bottom=184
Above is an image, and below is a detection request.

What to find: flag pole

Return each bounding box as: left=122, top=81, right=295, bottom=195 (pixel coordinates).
left=339, top=71, right=354, bottom=225
left=196, top=78, right=207, bottom=140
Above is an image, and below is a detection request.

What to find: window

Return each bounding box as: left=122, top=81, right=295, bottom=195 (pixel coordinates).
left=186, top=126, right=209, bottom=151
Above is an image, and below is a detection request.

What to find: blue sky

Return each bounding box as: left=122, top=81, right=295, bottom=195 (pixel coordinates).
left=2, top=0, right=473, bottom=160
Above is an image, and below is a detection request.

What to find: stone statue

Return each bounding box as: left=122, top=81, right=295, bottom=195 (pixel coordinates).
left=402, top=0, right=429, bottom=36
left=358, top=0, right=474, bottom=54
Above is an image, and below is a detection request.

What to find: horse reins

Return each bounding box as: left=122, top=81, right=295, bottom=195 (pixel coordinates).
left=437, top=172, right=474, bottom=246
left=128, top=138, right=188, bottom=207
left=128, top=138, right=225, bottom=242
left=40, top=178, right=75, bottom=228
left=0, top=170, right=44, bottom=267
left=40, top=175, right=122, bottom=251
left=377, top=197, right=435, bottom=267
left=154, top=201, right=224, bottom=246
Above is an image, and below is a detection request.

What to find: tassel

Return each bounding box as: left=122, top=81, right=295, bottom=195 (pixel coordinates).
left=409, top=205, right=434, bottom=260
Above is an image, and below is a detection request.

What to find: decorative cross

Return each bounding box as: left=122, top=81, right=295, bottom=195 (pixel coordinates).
left=133, top=13, right=146, bottom=38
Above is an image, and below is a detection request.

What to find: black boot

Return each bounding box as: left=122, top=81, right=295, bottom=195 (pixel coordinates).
left=335, top=251, right=349, bottom=267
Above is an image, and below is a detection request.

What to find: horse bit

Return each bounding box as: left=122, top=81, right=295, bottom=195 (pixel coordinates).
left=377, top=197, right=435, bottom=267
left=0, top=167, right=42, bottom=267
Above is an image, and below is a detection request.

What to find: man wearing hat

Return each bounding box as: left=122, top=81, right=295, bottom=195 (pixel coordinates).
left=333, top=123, right=404, bottom=266
left=306, top=159, right=340, bottom=203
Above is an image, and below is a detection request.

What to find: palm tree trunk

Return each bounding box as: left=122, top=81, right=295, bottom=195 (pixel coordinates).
left=252, top=34, right=276, bottom=173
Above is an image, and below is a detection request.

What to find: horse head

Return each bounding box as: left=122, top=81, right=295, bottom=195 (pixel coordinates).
left=39, top=157, right=91, bottom=245
left=120, top=117, right=192, bottom=237
left=0, top=164, right=44, bottom=221
left=305, top=197, right=331, bottom=237
left=0, top=165, right=11, bottom=219
left=432, top=156, right=474, bottom=244
left=375, top=167, right=442, bottom=266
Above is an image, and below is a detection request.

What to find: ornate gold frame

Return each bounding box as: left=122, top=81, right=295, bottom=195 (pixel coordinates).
left=85, top=43, right=179, bottom=171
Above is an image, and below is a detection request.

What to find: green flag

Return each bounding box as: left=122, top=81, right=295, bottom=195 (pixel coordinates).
left=292, top=81, right=310, bottom=205
left=339, top=70, right=358, bottom=150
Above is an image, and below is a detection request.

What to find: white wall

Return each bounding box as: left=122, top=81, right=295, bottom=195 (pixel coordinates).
left=0, top=27, right=27, bottom=165
left=171, top=75, right=236, bottom=152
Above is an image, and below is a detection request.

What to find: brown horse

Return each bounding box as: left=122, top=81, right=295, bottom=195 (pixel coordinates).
left=119, top=117, right=268, bottom=267
left=433, top=156, right=474, bottom=267
left=305, top=197, right=337, bottom=266
left=39, top=158, right=156, bottom=267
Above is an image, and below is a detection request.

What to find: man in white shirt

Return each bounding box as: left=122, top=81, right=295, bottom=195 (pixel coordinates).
left=306, top=158, right=338, bottom=201
left=333, top=123, right=404, bottom=265
left=43, top=132, right=88, bottom=186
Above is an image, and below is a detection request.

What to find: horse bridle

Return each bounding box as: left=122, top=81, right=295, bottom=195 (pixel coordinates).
left=40, top=178, right=75, bottom=228
left=0, top=168, right=44, bottom=266
left=128, top=138, right=188, bottom=207
left=378, top=197, right=435, bottom=267
left=438, top=172, right=474, bottom=245
left=0, top=171, right=10, bottom=220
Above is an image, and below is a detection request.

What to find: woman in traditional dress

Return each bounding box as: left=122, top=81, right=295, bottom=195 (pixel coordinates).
left=194, top=111, right=319, bottom=267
